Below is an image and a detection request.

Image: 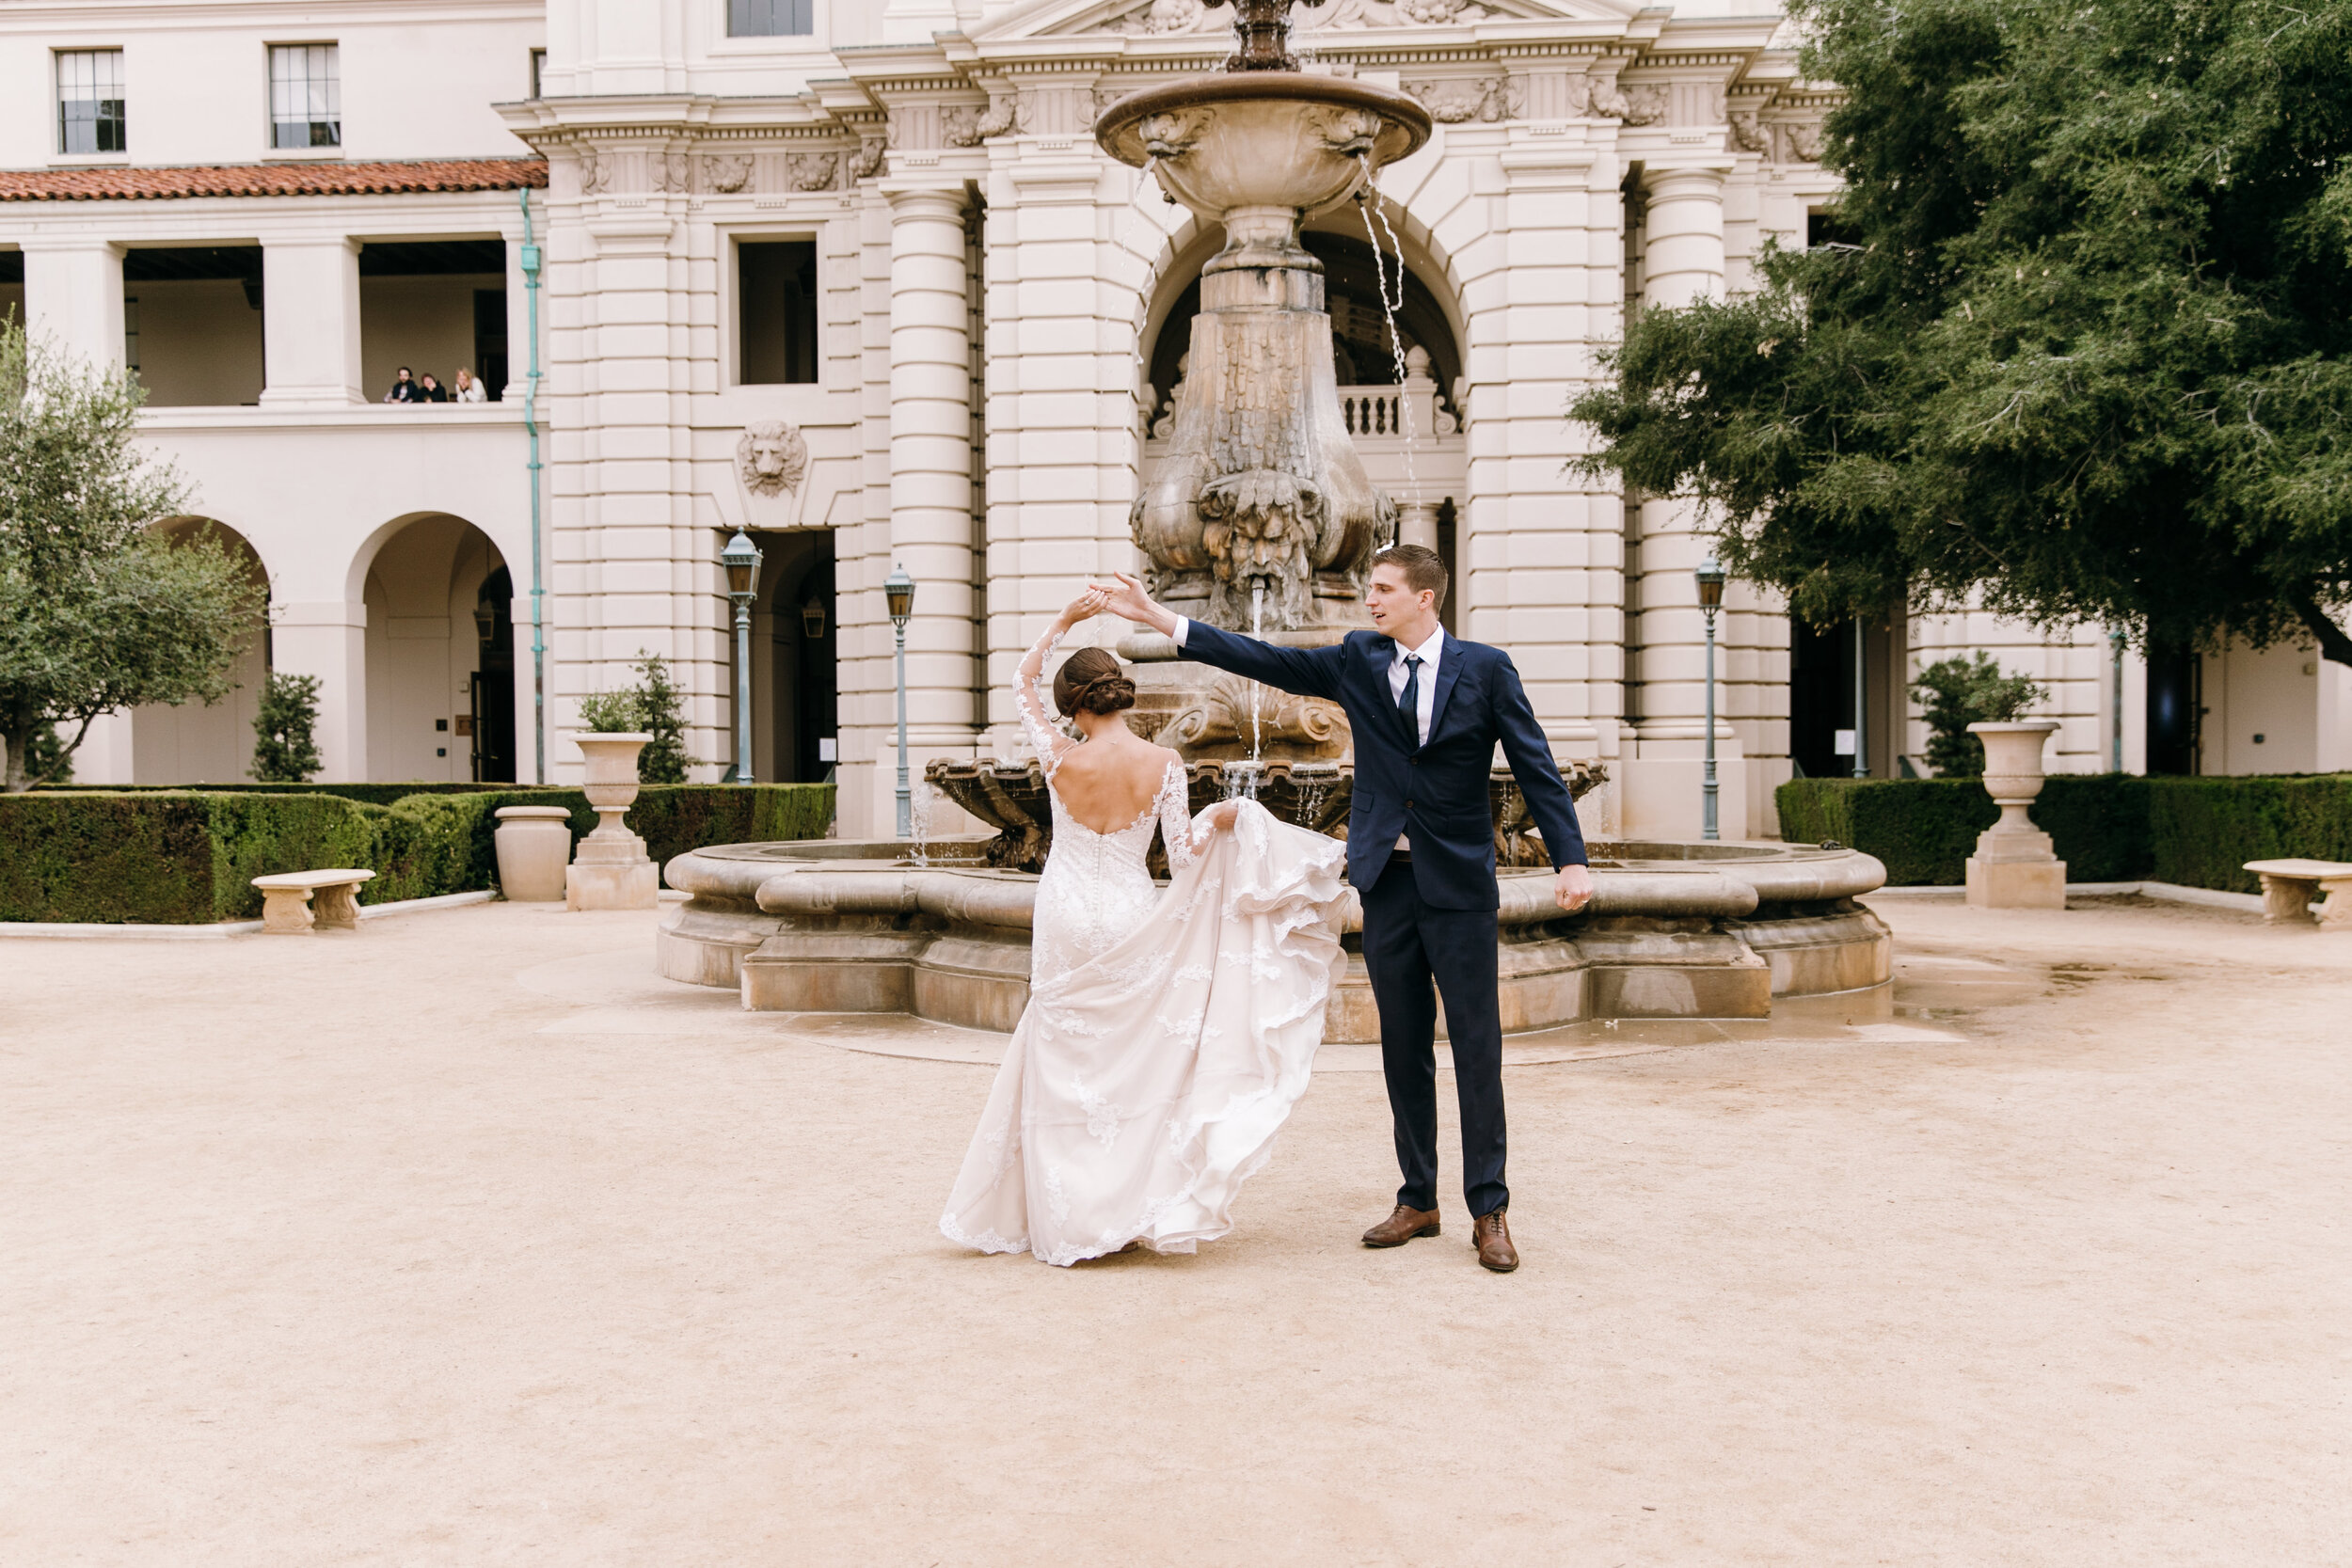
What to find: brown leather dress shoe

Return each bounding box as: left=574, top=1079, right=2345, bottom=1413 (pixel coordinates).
left=1473, top=1209, right=1518, bottom=1273
left=1361, top=1204, right=1441, bottom=1247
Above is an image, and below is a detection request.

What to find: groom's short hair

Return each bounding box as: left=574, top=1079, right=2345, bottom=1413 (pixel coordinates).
left=1373, top=543, right=1448, bottom=608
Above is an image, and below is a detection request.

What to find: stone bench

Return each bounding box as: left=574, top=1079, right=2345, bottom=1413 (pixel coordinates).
left=252, top=869, right=377, bottom=934
left=2243, top=860, right=2352, bottom=929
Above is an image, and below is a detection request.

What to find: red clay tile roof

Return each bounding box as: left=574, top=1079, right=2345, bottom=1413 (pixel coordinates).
left=0, top=158, right=548, bottom=202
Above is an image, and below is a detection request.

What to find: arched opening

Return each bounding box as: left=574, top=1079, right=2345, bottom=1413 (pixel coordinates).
left=1143, top=230, right=1463, bottom=411
left=358, top=513, right=509, bottom=783
left=131, top=518, right=269, bottom=784
left=744, top=529, right=838, bottom=784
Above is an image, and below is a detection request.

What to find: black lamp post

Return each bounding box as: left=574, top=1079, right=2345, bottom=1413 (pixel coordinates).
left=722, top=530, right=763, bottom=784
left=885, top=564, right=915, bottom=838
left=1695, top=556, right=1726, bottom=841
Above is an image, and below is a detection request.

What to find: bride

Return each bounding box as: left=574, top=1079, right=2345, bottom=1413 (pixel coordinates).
left=939, top=590, right=1353, bottom=1266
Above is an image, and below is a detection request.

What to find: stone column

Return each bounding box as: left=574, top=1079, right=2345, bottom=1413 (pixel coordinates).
left=21, top=240, right=125, bottom=372
left=260, top=238, right=363, bottom=405
left=271, top=601, right=369, bottom=782
left=980, top=146, right=1162, bottom=754
left=1457, top=138, right=1611, bottom=762
left=882, top=182, right=980, bottom=821
left=1621, top=160, right=1743, bottom=838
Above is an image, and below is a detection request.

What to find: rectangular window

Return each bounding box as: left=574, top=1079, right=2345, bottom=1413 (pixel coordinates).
left=739, top=240, right=819, bottom=385
left=57, top=50, right=126, bottom=154
left=269, top=43, right=340, bottom=150
left=728, top=0, right=815, bottom=38
left=530, top=48, right=547, bottom=99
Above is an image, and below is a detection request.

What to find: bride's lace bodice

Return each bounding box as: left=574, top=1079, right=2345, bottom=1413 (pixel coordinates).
left=1016, top=629, right=1205, bottom=987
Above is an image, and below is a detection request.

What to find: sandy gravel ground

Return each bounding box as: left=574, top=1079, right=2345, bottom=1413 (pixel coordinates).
left=2, top=894, right=2345, bottom=1566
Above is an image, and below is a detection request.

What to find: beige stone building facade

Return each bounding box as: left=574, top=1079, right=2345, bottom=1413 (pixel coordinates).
left=5, top=0, right=2341, bottom=839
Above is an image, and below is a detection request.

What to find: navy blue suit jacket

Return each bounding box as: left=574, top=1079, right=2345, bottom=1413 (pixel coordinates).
left=1179, top=621, right=1589, bottom=911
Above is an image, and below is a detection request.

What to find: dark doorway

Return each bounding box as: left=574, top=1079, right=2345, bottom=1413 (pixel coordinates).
left=470, top=567, right=516, bottom=782
left=2145, top=641, right=2201, bottom=775
left=1790, top=617, right=1856, bottom=779
left=739, top=240, right=820, bottom=385
left=472, top=289, right=509, bottom=399
left=756, top=532, right=837, bottom=783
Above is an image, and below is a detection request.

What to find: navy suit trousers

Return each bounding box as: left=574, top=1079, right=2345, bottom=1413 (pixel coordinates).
left=1360, top=857, right=1508, bottom=1218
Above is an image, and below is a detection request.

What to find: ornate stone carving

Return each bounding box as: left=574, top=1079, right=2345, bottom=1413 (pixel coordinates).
left=941, top=105, right=981, bottom=148
left=575, top=146, right=610, bottom=195
left=1094, top=0, right=1210, bottom=33
left=848, top=135, right=887, bottom=181
left=1786, top=120, right=1825, bottom=162
left=1406, top=75, right=1515, bottom=124
left=1727, top=108, right=1769, bottom=154
left=1307, top=104, right=1385, bottom=159
left=786, top=151, right=841, bottom=191
left=1593, top=80, right=1668, bottom=125
left=973, top=92, right=1022, bottom=141
left=701, top=153, right=754, bottom=193
left=1155, top=674, right=1348, bottom=758
left=1138, top=108, right=1213, bottom=160
left=1394, top=0, right=1484, bottom=22
left=737, top=420, right=809, bottom=499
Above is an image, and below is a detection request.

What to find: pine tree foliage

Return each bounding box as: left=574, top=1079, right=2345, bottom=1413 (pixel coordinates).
left=628, top=652, right=691, bottom=784
left=1909, top=652, right=2050, bottom=774
left=1569, top=0, right=2352, bottom=666
left=249, top=672, right=325, bottom=783
left=0, top=317, right=265, bottom=790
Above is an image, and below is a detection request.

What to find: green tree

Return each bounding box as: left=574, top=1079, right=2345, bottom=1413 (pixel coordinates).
left=1909, top=653, right=2049, bottom=775
left=1568, top=0, right=2352, bottom=666
left=628, top=651, right=691, bottom=784
left=249, top=671, right=324, bottom=783
left=0, top=318, right=265, bottom=791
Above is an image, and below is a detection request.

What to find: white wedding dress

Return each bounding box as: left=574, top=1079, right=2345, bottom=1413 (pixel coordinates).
left=939, top=630, right=1351, bottom=1266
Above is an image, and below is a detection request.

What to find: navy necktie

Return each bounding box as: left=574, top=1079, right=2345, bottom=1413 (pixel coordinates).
left=1397, top=654, right=1423, bottom=749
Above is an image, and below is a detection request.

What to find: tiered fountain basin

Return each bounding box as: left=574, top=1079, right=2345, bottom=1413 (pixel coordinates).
left=658, top=834, right=1891, bottom=1040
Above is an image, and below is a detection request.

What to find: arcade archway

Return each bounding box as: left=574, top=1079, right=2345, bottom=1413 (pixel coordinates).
left=357, top=514, right=511, bottom=783
left=131, top=519, right=269, bottom=784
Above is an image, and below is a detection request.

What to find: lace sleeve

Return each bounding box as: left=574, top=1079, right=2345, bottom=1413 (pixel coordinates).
left=1157, top=756, right=1208, bottom=871
left=1016, top=627, right=1075, bottom=779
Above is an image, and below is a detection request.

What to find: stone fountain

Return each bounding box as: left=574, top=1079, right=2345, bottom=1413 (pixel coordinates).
left=657, top=0, right=1894, bottom=1036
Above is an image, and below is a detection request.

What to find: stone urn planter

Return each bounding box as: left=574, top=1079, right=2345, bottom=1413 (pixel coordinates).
left=494, top=805, right=575, bottom=903
left=564, top=732, right=659, bottom=911
left=1964, top=720, right=2065, bottom=909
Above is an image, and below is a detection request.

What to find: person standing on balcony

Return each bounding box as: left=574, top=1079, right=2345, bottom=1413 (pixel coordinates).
left=416, top=373, right=448, bottom=404
left=383, top=367, right=421, bottom=404
left=452, top=367, right=486, bottom=404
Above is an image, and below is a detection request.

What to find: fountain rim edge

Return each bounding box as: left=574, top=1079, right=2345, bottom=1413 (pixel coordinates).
left=1093, top=72, right=1435, bottom=170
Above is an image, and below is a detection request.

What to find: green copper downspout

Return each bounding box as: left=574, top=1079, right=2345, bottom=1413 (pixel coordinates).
left=520, top=187, right=546, bottom=784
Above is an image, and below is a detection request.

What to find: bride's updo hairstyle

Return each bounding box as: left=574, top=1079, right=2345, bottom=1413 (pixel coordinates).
left=1053, top=646, right=1137, bottom=719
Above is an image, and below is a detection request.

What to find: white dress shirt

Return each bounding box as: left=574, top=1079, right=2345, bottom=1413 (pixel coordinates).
left=1172, top=615, right=1443, bottom=852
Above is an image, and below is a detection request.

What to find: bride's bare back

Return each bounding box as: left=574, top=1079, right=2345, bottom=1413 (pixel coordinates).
left=1049, top=731, right=1182, bottom=836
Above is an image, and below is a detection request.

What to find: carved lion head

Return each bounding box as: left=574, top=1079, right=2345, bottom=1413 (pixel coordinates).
left=736, top=420, right=808, bottom=499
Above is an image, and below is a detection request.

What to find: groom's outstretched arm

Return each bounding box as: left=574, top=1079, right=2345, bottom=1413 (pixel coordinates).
left=1177, top=620, right=1345, bottom=703
left=1491, top=653, right=1591, bottom=870
left=1092, top=573, right=1344, bottom=703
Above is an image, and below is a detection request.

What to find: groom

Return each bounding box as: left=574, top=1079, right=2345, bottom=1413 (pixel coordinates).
left=1096, top=545, right=1595, bottom=1273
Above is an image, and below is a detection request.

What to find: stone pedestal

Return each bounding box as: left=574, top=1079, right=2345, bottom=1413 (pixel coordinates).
left=564, top=733, right=659, bottom=911
left=1964, top=721, right=2066, bottom=910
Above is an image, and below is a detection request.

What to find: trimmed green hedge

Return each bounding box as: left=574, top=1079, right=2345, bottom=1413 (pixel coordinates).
left=1777, top=773, right=2351, bottom=891
left=0, top=783, right=834, bottom=924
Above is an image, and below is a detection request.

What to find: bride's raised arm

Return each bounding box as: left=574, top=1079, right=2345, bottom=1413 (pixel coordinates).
left=1014, top=589, right=1108, bottom=779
